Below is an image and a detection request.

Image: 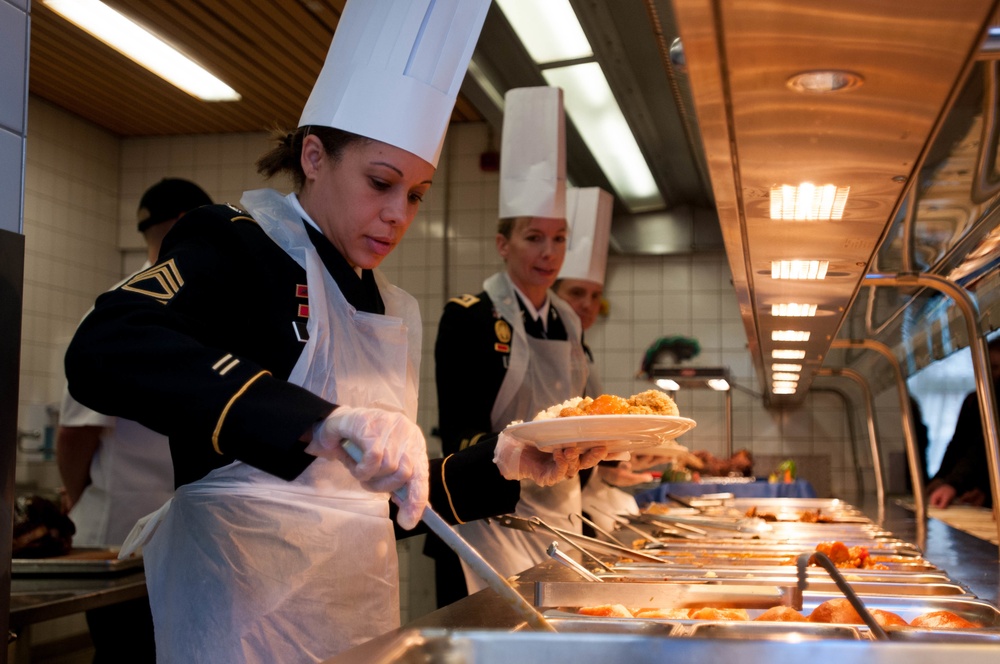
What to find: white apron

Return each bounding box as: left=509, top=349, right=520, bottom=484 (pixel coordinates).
left=580, top=474, right=641, bottom=536
left=124, top=189, right=421, bottom=664
left=457, top=272, right=588, bottom=593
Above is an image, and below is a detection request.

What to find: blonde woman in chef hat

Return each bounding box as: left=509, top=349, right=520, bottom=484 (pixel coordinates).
left=432, top=86, right=604, bottom=599
left=64, top=2, right=606, bottom=662
left=552, top=188, right=666, bottom=536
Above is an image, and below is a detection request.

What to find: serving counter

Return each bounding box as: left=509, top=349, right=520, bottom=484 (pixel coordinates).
left=325, top=497, right=1000, bottom=663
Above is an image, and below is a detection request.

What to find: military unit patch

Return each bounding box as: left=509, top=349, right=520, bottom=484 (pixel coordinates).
left=448, top=293, right=480, bottom=308
left=121, top=259, right=184, bottom=302
left=494, top=319, right=511, bottom=343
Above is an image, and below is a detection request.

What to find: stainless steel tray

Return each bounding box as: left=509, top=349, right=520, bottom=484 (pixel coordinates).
left=11, top=548, right=142, bottom=576
left=609, top=564, right=953, bottom=582
left=592, top=575, right=971, bottom=596
left=326, top=628, right=1000, bottom=664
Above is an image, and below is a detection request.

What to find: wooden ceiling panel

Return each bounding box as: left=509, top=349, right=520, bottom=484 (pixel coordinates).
left=29, top=1, right=480, bottom=137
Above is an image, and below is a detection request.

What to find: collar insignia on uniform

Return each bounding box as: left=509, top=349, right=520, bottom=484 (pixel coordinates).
left=494, top=342, right=510, bottom=354
left=297, top=304, right=310, bottom=318
left=295, top=284, right=308, bottom=299
left=448, top=294, right=480, bottom=308
left=494, top=319, right=512, bottom=343
left=121, top=259, right=184, bottom=302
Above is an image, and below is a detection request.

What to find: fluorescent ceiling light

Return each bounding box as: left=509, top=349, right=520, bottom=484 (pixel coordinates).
left=772, top=381, right=798, bottom=390
left=772, top=303, right=818, bottom=317
left=655, top=378, right=680, bottom=391
left=772, top=330, right=811, bottom=342
left=772, top=372, right=800, bottom=382
left=772, top=386, right=797, bottom=395
left=495, top=0, right=592, bottom=63
left=707, top=379, right=730, bottom=391
left=771, top=260, right=829, bottom=280
left=772, top=349, right=806, bottom=359
left=772, top=363, right=803, bottom=372
left=45, top=0, right=240, bottom=102
left=770, top=184, right=850, bottom=220
left=544, top=63, right=663, bottom=211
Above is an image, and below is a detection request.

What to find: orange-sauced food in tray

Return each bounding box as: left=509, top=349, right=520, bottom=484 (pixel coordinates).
left=811, top=541, right=889, bottom=570
left=533, top=390, right=679, bottom=420
left=576, top=601, right=981, bottom=628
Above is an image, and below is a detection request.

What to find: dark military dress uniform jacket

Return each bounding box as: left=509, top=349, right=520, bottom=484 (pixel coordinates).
left=64, top=202, right=517, bottom=533
left=435, top=289, right=569, bottom=456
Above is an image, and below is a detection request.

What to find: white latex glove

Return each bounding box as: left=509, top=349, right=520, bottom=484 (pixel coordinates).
left=493, top=430, right=609, bottom=487
left=308, top=406, right=429, bottom=530
left=597, top=463, right=655, bottom=488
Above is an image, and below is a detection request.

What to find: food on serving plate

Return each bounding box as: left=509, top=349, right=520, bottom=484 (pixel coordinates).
left=809, top=598, right=864, bottom=624
left=810, top=541, right=889, bottom=570
left=12, top=495, right=75, bottom=558
left=578, top=604, right=634, bottom=618
left=690, top=448, right=754, bottom=478
left=532, top=389, right=679, bottom=421
left=909, top=610, right=980, bottom=629
left=754, top=606, right=809, bottom=622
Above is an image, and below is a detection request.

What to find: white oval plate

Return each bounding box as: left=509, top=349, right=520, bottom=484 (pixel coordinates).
left=504, top=415, right=697, bottom=453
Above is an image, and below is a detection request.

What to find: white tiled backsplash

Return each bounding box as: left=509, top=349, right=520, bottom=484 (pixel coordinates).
left=18, top=96, right=912, bottom=622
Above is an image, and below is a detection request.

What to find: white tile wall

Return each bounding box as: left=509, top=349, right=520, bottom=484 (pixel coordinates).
left=19, top=102, right=902, bottom=624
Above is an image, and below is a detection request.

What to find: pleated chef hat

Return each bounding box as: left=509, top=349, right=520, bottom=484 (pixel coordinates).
left=499, top=87, right=566, bottom=220
left=558, top=187, right=614, bottom=285
left=298, top=0, right=490, bottom=168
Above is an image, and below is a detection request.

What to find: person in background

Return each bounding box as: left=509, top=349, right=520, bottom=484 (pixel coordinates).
left=927, top=336, right=1000, bottom=509
left=63, top=5, right=602, bottom=661
left=56, top=177, right=211, bottom=664
left=432, top=87, right=595, bottom=601
left=553, top=188, right=666, bottom=535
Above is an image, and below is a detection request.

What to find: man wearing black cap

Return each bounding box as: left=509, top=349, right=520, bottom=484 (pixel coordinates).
left=56, top=178, right=211, bottom=663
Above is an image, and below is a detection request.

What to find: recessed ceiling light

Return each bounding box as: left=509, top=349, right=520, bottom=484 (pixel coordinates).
left=772, top=372, right=800, bottom=381
left=772, top=260, right=829, bottom=280
left=772, top=330, right=810, bottom=342
left=44, top=0, right=240, bottom=101
left=772, top=381, right=799, bottom=390
left=770, top=183, right=850, bottom=220
left=707, top=379, right=731, bottom=391
left=772, top=349, right=806, bottom=359
left=772, top=363, right=803, bottom=372
left=772, top=386, right=797, bottom=395
left=786, top=70, right=864, bottom=93
left=772, top=303, right=818, bottom=317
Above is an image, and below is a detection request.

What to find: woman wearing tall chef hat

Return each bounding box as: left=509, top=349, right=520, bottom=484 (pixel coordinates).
left=433, top=86, right=602, bottom=598
left=552, top=188, right=666, bottom=535
left=64, top=3, right=604, bottom=662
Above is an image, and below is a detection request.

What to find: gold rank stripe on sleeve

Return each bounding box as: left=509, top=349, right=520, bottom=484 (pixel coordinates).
left=459, top=432, right=487, bottom=451
left=121, top=259, right=184, bottom=302
left=211, top=353, right=241, bottom=376
left=211, top=370, right=271, bottom=455
left=448, top=294, right=479, bottom=308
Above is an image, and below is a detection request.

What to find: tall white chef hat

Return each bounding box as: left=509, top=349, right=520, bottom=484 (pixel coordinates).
left=499, top=87, right=566, bottom=220
left=558, top=187, right=614, bottom=285
left=298, top=0, right=490, bottom=168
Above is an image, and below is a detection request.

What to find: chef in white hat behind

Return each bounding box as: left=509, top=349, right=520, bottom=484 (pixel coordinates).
left=65, top=3, right=607, bottom=662
left=433, top=86, right=608, bottom=597
left=551, top=191, right=682, bottom=535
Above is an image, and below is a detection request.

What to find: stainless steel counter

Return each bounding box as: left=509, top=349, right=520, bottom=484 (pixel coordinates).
left=8, top=571, right=147, bottom=629
left=326, top=498, right=1000, bottom=663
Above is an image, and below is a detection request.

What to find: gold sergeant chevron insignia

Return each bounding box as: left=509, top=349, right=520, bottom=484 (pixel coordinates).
left=121, top=259, right=184, bottom=302
left=448, top=293, right=480, bottom=308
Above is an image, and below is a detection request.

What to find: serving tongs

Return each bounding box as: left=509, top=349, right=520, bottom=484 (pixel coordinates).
left=642, top=512, right=774, bottom=535
left=496, top=514, right=673, bottom=567
left=547, top=541, right=603, bottom=582
left=796, top=550, right=889, bottom=640
left=587, top=506, right=697, bottom=544
left=342, top=443, right=555, bottom=632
